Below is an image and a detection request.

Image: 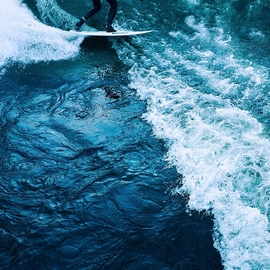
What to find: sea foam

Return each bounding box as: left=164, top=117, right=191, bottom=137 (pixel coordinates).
left=112, top=12, right=270, bottom=269
left=0, top=0, right=82, bottom=70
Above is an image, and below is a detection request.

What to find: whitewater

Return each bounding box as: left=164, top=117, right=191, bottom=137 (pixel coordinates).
left=1, top=0, right=270, bottom=269
left=113, top=1, right=270, bottom=268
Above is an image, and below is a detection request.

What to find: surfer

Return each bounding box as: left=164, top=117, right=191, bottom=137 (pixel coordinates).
left=75, top=0, right=118, bottom=32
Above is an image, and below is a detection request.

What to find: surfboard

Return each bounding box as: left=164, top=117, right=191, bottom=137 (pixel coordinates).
left=70, top=30, right=153, bottom=37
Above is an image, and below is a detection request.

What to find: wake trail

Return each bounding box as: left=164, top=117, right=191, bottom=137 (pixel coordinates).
left=0, top=0, right=83, bottom=72
left=112, top=13, right=270, bottom=269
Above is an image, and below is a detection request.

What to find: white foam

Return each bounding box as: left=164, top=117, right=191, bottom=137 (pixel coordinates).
left=186, top=0, right=201, bottom=6
left=112, top=16, right=270, bottom=269
left=139, top=71, right=270, bottom=269
left=0, top=0, right=83, bottom=70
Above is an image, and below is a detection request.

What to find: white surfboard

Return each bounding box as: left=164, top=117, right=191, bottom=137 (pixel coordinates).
left=70, top=30, right=153, bottom=37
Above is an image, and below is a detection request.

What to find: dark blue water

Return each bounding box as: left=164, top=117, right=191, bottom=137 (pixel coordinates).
left=0, top=66, right=221, bottom=269
left=1, top=0, right=270, bottom=269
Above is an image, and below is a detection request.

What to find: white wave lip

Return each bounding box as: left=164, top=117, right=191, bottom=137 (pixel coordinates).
left=0, top=0, right=82, bottom=68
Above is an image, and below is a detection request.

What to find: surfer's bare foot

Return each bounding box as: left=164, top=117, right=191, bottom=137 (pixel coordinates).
left=106, top=26, right=116, bottom=32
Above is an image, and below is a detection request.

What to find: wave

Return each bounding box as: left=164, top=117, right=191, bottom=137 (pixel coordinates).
left=112, top=2, right=270, bottom=268
left=0, top=0, right=83, bottom=72
left=4, top=0, right=270, bottom=268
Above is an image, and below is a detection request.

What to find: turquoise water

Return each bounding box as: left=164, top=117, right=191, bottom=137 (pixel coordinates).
left=1, top=0, right=270, bottom=269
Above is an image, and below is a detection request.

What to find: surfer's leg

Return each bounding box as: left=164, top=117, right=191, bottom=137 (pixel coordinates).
left=83, top=0, right=102, bottom=20
left=106, top=0, right=117, bottom=32
left=75, top=0, right=102, bottom=31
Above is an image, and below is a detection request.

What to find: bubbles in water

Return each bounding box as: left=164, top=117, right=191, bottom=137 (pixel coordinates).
left=0, top=0, right=83, bottom=71
left=112, top=9, right=270, bottom=267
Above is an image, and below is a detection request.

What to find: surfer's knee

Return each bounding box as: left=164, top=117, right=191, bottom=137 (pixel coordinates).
left=93, top=3, right=101, bottom=13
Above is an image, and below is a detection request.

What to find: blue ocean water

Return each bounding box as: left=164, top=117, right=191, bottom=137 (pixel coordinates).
left=1, top=0, right=270, bottom=269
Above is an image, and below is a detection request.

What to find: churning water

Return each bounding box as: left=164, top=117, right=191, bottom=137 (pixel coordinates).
left=1, top=0, right=270, bottom=269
